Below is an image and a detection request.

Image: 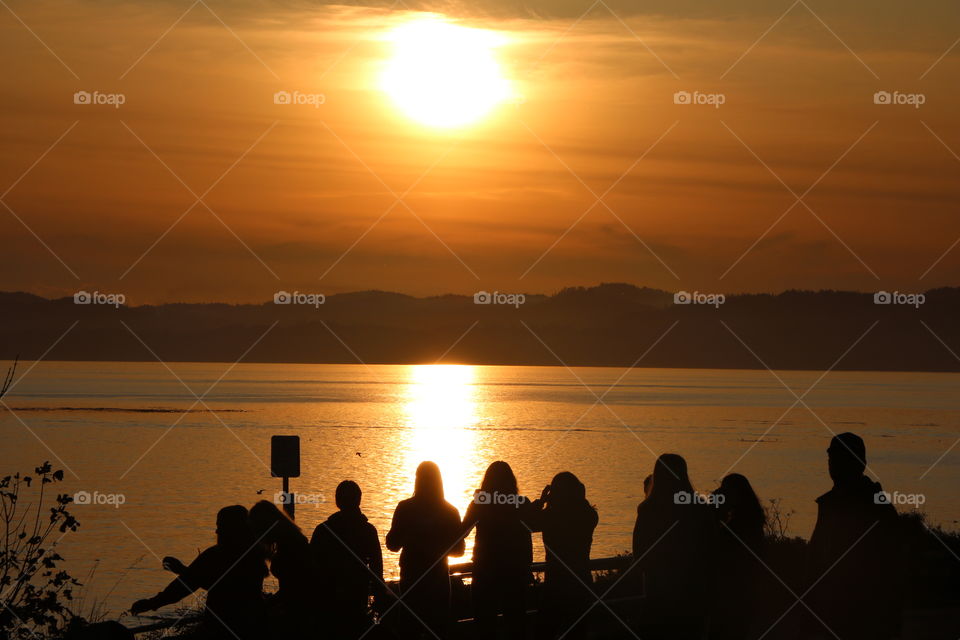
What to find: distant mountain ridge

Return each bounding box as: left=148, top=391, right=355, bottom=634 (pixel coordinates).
left=2, top=283, right=960, bottom=372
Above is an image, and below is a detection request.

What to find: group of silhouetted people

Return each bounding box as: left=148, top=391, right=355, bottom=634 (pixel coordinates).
left=129, top=432, right=902, bottom=640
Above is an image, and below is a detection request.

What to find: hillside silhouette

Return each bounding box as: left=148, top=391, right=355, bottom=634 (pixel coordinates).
left=2, top=284, right=960, bottom=371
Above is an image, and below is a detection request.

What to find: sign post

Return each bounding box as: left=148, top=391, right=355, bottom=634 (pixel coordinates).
left=270, top=435, right=300, bottom=519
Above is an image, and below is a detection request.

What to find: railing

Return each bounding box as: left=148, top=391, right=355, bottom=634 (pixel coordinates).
left=448, top=555, right=628, bottom=578
left=127, top=555, right=633, bottom=636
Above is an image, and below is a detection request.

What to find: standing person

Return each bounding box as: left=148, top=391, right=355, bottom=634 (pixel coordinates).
left=311, top=480, right=384, bottom=639
left=632, top=453, right=715, bottom=640
left=130, top=505, right=268, bottom=639
left=805, top=433, right=900, bottom=640
left=710, top=473, right=766, bottom=640
left=248, top=500, right=316, bottom=636
left=386, top=461, right=465, bottom=639
left=528, top=471, right=598, bottom=640
left=461, top=460, right=535, bottom=640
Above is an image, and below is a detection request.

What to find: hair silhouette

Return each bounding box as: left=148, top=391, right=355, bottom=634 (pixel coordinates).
left=545, top=471, right=588, bottom=508
left=249, top=499, right=304, bottom=546
left=413, top=460, right=445, bottom=502
left=644, top=453, right=695, bottom=506
left=479, top=459, right=519, bottom=496
left=715, top=473, right=765, bottom=537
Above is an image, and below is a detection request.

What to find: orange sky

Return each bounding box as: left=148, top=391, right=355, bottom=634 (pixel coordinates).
left=1, top=0, right=959, bottom=303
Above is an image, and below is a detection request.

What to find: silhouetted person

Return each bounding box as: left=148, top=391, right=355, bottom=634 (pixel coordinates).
left=805, top=433, right=899, bottom=640
left=311, top=480, right=384, bottom=638
left=248, top=500, right=316, bottom=636
left=528, top=471, right=598, bottom=640
left=710, top=473, right=766, bottom=640
left=130, top=505, right=267, bottom=639
left=632, top=453, right=715, bottom=639
left=386, top=461, right=465, bottom=639
left=461, top=460, right=535, bottom=640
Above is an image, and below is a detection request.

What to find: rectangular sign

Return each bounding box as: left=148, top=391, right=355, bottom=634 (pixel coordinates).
left=270, top=435, right=300, bottom=478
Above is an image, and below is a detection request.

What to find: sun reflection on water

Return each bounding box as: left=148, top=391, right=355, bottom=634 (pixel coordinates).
left=396, top=364, right=482, bottom=561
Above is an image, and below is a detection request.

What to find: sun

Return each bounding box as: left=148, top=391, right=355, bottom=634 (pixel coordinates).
left=381, top=15, right=512, bottom=129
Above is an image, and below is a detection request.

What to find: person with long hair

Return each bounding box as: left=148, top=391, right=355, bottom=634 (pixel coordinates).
left=528, top=471, right=598, bottom=640
left=130, top=505, right=267, bottom=639
left=714, top=473, right=765, bottom=550
left=385, top=461, right=465, bottom=639
left=709, top=473, right=766, bottom=640
left=632, top=453, right=716, bottom=639
left=248, top=500, right=316, bottom=636
left=461, top=460, right=535, bottom=640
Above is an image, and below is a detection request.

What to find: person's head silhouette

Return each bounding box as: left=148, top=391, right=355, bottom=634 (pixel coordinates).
left=249, top=499, right=303, bottom=544
left=414, top=461, right=445, bottom=502
left=827, top=432, right=867, bottom=485
left=714, top=473, right=764, bottom=529
left=480, top=460, right=518, bottom=496
left=547, top=471, right=586, bottom=507
left=216, top=505, right=252, bottom=547
left=646, top=453, right=694, bottom=506
left=335, top=480, right=362, bottom=511
left=715, top=473, right=754, bottom=509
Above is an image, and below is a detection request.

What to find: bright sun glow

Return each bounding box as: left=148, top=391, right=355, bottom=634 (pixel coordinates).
left=401, top=364, right=480, bottom=528
left=381, top=15, right=512, bottom=128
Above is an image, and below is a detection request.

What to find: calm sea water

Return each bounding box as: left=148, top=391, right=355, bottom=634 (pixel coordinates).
left=1, top=362, right=958, bottom=621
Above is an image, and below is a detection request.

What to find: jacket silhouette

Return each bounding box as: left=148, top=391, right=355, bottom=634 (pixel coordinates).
left=130, top=505, right=267, bottom=639
left=806, top=433, right=900, bottom=640
left=386, top=461, right=464, bottom=639
left=311, top=480, right=383, bottom=638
